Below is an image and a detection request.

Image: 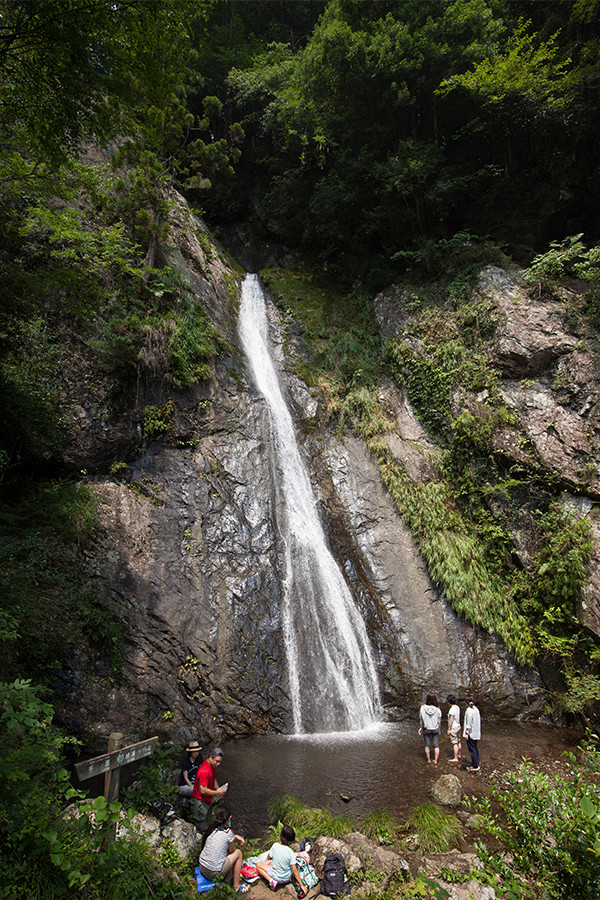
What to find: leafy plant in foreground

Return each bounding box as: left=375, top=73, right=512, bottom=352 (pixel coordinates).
left=471, top=735, right=600, bottom=899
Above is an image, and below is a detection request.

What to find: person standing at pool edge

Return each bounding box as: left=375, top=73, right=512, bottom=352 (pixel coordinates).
left=419, top=692, right=442, bottom=764
left=446, top=695, right=462, bottom=764
left=463, top=698, right=481, bottom=772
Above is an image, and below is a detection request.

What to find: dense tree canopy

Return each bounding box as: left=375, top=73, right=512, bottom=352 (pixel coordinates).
left=221, top=0, right=599, bottom=281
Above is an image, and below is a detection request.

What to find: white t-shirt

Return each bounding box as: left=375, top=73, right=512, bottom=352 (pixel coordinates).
left=270, top=842, right=296, bottom=883
left=463, top=705, right=481, bottom=740
left=447, top=704, right=460, bottom=730
left=199, top=827, right=234, bottom=874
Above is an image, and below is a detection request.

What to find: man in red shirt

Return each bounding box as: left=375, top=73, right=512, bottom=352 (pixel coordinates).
left=191, top=747, right=227, bottom=834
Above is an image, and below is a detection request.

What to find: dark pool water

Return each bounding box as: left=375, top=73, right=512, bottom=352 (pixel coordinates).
left=217, top=721, right=580, bottom=839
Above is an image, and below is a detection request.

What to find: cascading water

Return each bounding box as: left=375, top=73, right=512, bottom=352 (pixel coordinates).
left=238, top=274, right=382, bottom=734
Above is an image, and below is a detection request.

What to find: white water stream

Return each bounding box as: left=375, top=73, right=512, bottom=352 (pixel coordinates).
left=238, top=274, right=382, bottom=734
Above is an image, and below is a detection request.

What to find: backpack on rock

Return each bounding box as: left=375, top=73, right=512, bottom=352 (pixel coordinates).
left=320, top=853, right=350, bottom=896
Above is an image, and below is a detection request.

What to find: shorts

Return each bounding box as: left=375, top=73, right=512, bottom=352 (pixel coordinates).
left=199, top=855, right=233, bottom=881
left=449, top=725, right=461, bottom=745
left=423, top=729, right=440, bottom=750
left=265, top=865, right=290, bottom=887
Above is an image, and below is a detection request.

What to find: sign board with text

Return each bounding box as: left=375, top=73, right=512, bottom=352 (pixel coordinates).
left=75, top=736, right=158, bottom=783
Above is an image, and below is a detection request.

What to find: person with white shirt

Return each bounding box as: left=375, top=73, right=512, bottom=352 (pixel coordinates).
left=446, top=695, right=462, bottom=764
left=198, top=804, right=248, bottom=893
left=463, top=697, right=482, bottom=772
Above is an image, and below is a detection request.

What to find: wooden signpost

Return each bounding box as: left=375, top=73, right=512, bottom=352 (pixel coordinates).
left=75, top=733, right=158, bottom=802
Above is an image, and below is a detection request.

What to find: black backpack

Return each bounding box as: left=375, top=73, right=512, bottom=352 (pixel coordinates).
left=320, top=853, right=350, bottom=896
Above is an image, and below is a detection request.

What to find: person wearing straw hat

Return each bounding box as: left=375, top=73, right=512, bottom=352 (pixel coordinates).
left=179, top=740, right=203, bottom=798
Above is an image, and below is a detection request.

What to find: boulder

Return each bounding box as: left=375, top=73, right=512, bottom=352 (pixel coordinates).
left=476, top=266, right=577, bottom=377
left=342, top=831, right=410, bottom=876
left=117, top=812, right=161, bottom=847
left=311, top=837, right=362, bottom=877
left=418, top=849, right=493, bottom=898
left=161, top=817, right=201, bottom=861
left=430, top=774, right=462, bottom=806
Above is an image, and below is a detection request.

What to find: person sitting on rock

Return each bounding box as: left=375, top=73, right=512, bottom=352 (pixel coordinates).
left=179, top=740, right=202, bottom=799
left=198, top=804, right=248, bottom=893
left=256, top=824, right=308, bottom=895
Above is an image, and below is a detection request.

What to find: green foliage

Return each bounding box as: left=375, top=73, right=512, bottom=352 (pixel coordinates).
left=0, top=318, right=68, bottom=467
left=392, top=231, right=507, bottom=280
left=122, top=745, right=180, bottom=815
left=561, top=671, right=600, bottom=717
left=360, top=808, right=398, bottom=847
left=514, top=504, right=594, bottom=676
left=0, top=480, right=124, bottom=682
left=268, top=795, right=355, bottom=840
left=373, top=443, right=534, bottom=665
left=439, top=19, right=571, bottom=112
left=523, top=235, right=600, bottom=326
left=0, top=681, right=187, bottom=897
left=0, top=678, right=81, bottom=897
left=523, top=233, right=588, bottom=293
left=472, top=736, right=600, bottom=899
left=228, top=1, right=588, bottom=280
left=143, top=401, right=175, bottom=444
left=260, top=262, right=382, bottom=426
left=386, top=287, right=498, bottom=441
left=97, top=266, right=220, bottom=389
left=405, top=803, right=462, bottom=854
left=108, top=5, right=242, bottom=269
left=387, top=344, right=453, bottom=441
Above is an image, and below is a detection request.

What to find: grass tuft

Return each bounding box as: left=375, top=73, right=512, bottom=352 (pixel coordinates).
left=406, top=802, right=462, bottom=853
left=360, top=808, right=398, bottom=846
left=268, top=795, right=355, bottom=840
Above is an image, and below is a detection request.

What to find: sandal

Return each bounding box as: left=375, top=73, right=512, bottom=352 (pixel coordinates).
left=238, top=884, right=250, bottom=894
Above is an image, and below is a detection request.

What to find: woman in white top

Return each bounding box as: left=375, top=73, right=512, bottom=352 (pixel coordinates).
left=463, top=698, right=482, bottom=772
left=198, top=804, right=249, bottom=893
left=418, top=692, right=442, bottom=764
left=446, top=694, right=462, bottom=763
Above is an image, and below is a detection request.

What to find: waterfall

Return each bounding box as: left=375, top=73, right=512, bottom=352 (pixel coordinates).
left=238, top=274, right=382, bottom=734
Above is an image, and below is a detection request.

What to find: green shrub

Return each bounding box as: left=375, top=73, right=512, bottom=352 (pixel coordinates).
left=0, top=317, right=69, bottom=467
left=122, top=745, right=180, bottom=815
left=406, top=803, right=462, bottom=854
left=522, top=233, right=587, bottom=293
left=96, top=266, right=221, bottom=389
left=143, top=400, right=175, bottom=443
left=268, top=795, right=354, bottom=840
left=373, top=444, right=535, bottom=665
left=472, top=736, right=600, bottom=900
left=0, top=682, right=195, bottom=899
left=360, top=808, right=398, bottom=846
left=0, top=480, right=125, bottom=682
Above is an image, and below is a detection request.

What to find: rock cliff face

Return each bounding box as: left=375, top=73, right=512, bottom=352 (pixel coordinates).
left=62, top=201, right=559, bottom=749
left=473, top=267, right=600, bottom=638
